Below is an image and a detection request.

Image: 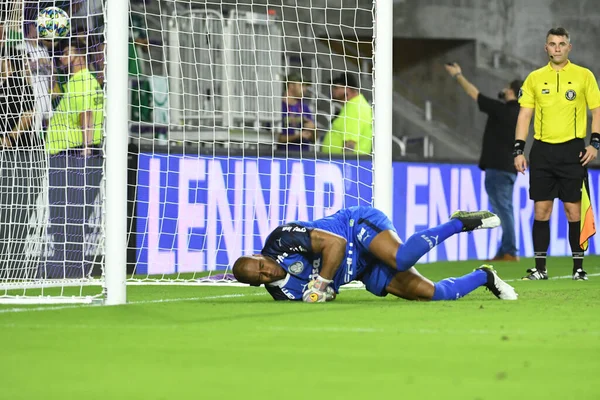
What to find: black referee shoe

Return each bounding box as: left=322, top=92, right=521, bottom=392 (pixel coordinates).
left=450, top=210, right=500, bottom=232
left=522, top=268, right=548, bottom=280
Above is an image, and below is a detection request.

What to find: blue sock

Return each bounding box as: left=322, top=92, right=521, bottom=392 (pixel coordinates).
left=431, top=270, right=488, bottom=301
left=395, top=219, right=463, bottom=271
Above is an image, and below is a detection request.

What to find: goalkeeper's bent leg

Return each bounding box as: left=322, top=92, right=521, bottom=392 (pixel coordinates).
left=395, top=219, right=463, bottom=271
left=431, top=270, right=487, bottom=301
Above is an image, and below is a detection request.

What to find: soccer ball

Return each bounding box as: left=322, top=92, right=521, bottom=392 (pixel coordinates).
left=36, top=7, right=70, bottom=39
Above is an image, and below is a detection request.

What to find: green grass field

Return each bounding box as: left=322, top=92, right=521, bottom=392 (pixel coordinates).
left=1, top=257, right=599, bottom=400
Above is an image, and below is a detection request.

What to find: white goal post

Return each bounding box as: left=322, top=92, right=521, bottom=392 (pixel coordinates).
left=105, top=0, right=128, bottom=305
left=0, top=0, right=392, bottom=305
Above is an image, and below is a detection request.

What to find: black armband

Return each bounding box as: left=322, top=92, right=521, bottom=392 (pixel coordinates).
left=590, top=133, right=600, bottom=150
left=513, top=140, right=526, bottom=157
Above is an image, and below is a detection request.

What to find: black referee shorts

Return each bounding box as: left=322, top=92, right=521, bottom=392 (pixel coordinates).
left=529, top=138, right=586, bottom=203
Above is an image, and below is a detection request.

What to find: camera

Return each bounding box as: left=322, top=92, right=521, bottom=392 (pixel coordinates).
left=498, top=91, right=506, bottom=100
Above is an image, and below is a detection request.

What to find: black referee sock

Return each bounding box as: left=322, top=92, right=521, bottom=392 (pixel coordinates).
left=569, top=221, right=584, bottom=272
left=533, top=220, right=550, bottom=272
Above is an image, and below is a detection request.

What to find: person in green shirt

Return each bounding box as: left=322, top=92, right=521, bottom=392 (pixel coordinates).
left=43, top=42, right=104, bottom=279
left=129, top=12, right=153, bottom=123
left=321, top=73, right=373, bottom=155
left=47, top=43, right=104, bottom=155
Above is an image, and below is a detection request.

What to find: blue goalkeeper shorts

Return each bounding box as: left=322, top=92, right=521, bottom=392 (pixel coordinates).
left=359, top=262, right=397, bottom=297
left=350, top=206, right=398, bottom=253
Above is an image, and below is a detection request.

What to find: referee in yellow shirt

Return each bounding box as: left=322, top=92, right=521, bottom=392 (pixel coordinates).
left=514, top=27, right=600, bottom=281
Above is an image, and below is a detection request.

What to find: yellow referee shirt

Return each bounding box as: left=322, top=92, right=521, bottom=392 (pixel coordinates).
left=519, top=60, right=600, bottom=144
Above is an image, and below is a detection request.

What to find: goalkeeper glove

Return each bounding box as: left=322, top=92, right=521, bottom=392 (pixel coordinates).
left=302, top=286, right=336, bottom=303
left=302, top=275, right=335, bottom=303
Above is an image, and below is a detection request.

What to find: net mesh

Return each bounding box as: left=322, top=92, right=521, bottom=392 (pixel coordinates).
left=128, top=0, right=375, bottom=284
left=0, top=0, right=376, bottom=302
left=0, top=0, right=105, bottom=303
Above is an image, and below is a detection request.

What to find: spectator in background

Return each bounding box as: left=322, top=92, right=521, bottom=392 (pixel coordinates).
left=129, top=9, right=153, bottom=123
left=277, top=73, right=315, bottom=153
left=70, top=0, right=104, bottom=42
left=321, top=72, right=372, bottom=155
left=444, top=62, right=521, bottom=262
left=0, top=48, right=44, bottom=278
left=0, top=6, right=5, bottom=45
left=0, top=49, right=38, bottom=147
left=42, top=43, right=104, bottom=279
left=24, top=22, right=53, bottom=137
left=70, top=0, right=105, bottom=85
left=130, top=9, right=150, bottom=63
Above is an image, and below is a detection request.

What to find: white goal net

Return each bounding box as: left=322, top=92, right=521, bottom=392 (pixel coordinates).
left=0, top=0, right=106, bottom=303
left=0, top=0, right=390, bottom=304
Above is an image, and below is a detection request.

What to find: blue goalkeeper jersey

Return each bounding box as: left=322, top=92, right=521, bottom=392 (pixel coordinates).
left=262, top=206, right=396, bottom=300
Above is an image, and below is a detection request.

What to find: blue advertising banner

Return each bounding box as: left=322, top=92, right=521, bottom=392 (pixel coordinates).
left=135, top=155, right=372, bottom=274
left=392, top=163, right=599, bottom=263
left=136, top=155, right=600, bottom=274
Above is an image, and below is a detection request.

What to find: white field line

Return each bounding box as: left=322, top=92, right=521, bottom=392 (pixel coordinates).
left=1, top=272, right=599, bottom=315
left=0, top=292, right=266, bottom=314
left=266, top=326, right=600, bottom=336
left=504, top=272, right=600, bottom=282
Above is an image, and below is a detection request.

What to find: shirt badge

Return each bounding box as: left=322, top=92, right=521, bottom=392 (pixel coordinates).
left=289, top=261, right=304, bottom=274
left=541, top=89, right=550, bottom=94
left=565, top=89, right=576, bottom=101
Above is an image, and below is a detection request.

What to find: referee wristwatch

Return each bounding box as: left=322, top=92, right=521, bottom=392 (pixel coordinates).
left=513, top=140, right=526, bottom=157
left=591, top=133, right=600, bottom=150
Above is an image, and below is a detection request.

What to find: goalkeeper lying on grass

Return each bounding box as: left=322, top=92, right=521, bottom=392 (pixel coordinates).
left=232, top=206, right=518, bottom=302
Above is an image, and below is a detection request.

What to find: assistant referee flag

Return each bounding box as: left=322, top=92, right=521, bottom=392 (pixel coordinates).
left=580, top=177, right=596, bottom=251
